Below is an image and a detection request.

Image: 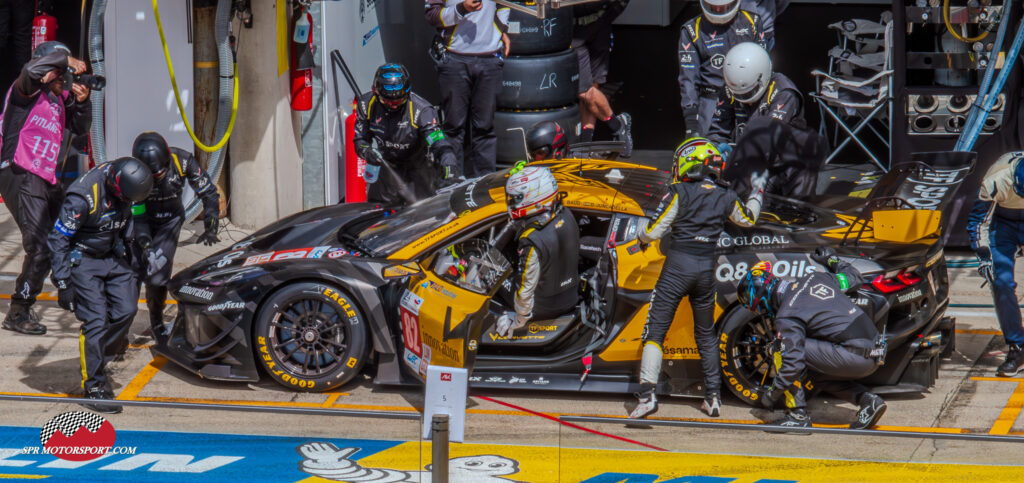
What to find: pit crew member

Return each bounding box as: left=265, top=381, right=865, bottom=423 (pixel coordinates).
left=526, top=121, right=568, bottom=161
left=712, top=42, right=802, bottom=144
left=355, top=63, right=458, bottom=204
left=48, top=157, right=154, bottom=414
left=737, top=250, right=888, bottom=431
left=495, top=166, right=580, bottom=337
left=679, top=0, right=764, bottom=138
left=572, top=0, right=633, bottom=156
left=966, top=151, right=1024, bottom=377
left=131, top=132, right=220, bottom=337
left=629, top=138, right=766, bottom=419
left=0, top=41, right=91, bottom=335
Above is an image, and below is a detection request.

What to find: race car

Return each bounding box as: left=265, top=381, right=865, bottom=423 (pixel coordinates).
left=159, top=152, right=971, bottom=405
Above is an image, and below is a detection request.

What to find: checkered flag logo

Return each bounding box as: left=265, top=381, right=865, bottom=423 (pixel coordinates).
left=40, top=411, right=107, bottom=446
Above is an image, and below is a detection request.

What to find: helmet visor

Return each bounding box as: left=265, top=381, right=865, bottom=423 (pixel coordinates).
left=702, top=0, right=739, bottom=15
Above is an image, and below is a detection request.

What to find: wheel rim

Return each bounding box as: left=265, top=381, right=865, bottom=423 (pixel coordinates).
left=268, top=297, right=350, bottom=377
left=729, top=314, right=777, bottom=392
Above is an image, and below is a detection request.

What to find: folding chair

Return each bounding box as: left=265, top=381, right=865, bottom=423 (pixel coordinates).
left=810, top=14, right=894, bottom=172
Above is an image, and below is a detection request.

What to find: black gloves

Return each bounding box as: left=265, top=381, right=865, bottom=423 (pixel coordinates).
left=976, top=246, right=994, bottom=286
left=197, top=215, right=220, bottom=246
left=811, top=247, right=841, bottom=273
left=54, top=279, right=75, bottom=312
left=683, top=106, right=700, bottom=137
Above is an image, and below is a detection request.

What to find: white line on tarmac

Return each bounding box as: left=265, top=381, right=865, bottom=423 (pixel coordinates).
left=0, top=275, right=15, bottom=282
left=946, top=310, right=997, bottom=318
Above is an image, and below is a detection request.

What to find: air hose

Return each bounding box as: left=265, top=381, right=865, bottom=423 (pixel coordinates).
left=87, top=0, right=107, bottom=164
left=943, top=0, right=988, bottom=43
left=955, top=0, right=1012, bottom=151
left=151, top=0, right=238, bottom=153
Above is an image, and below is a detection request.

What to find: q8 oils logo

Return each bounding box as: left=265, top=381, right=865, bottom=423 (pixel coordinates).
left=38, top=411, right=117, bottom=461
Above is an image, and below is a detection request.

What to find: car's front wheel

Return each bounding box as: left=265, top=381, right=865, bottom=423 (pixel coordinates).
left=719, top=305, right=776, bottom=406
left=253, top=282, right=369, bottom=392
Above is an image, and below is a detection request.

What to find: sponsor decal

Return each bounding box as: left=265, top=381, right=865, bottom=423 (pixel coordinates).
left=403, top=349, right=420, bottom=371
left=216, top=250, right=245, bottom=268
left=532, top=377, right=550, bottom=385
left=243, top=252, right=273, bottom=267
left=810, top=283, right=835, bottom=301
left=421, top=332, right=460, bottom=364
left=423, top=281, right=457, bottom=299
left=307, top=246, right=331, bottom=259
left=716, top=258, right=817, bottom=283
left=180, top=285, right=214, bottom=301
left=710, top=53, right=726, bottom=69
left=509, top=377, right=527, bottom=384
left=897, top=288, right=924, bottom=304
left=468, top=340, right=478, bottom=351
left=854, top=297, right=870, bottom=306
left=206, top=301, right=245, bottom=312
left=717, top=234, right=791, bottom=248
left=362, top=25, right=379, bottom=46
left=440, top=372, right=452, bottom=382
left=903, top=167, right=970, bottom=209
left=321, top=289, right=359, bottom=321
left=400, top=306, right=422, bottom=357
left=528, top=324, right=556, bottom=334
left=485, top=376, right=506, bottom=383
left=489, top=332, right=546, bottom=342
left=418, top=358, right=428, bottom=376
left=271, top=249, right=310, bottom=262
left=469, top=376, right=482, bottom=382
left=422, top=344, right=432, bottom=364
left=33, top=412, right=133, bottom=462
left=327, top=249, right=348, bottom=259
left=400, top=290, right=424, bottom=316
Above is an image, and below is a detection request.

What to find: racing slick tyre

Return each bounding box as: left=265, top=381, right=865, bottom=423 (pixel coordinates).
left=498, top=49, right=580, bottom=110
left=495, top=104, right=580, bottom=166
left=506, top=3, right=574, bottom=55
left=253, top=282, right=369, bottom=392
left=719, top=305, right=776, bottom=406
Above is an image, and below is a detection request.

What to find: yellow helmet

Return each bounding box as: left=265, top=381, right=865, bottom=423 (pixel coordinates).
left=673, top=137, right=724, bottom=182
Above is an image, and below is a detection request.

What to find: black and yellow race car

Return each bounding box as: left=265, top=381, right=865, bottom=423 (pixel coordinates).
left=160, top=152, right=970, bottom=405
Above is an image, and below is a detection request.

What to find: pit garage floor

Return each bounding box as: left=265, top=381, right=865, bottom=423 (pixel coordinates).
left=1, top=210, right=1022, bottom=481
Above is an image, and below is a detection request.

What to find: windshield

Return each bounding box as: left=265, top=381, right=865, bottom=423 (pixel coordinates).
left=356, top=173, right=509, bottom=257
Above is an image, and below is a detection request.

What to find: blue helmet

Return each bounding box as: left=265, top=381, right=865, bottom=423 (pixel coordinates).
left=1013, top=156, right=1024, bottom=198
left=372, top=63, right=411, bottom=110
left=736, top=261, right=779, bottom=317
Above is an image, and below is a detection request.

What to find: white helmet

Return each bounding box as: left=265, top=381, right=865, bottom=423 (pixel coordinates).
left=505, top=166, right=559, bottom=220
left=724, top=42, right=772, bottom=104
left=700, top=0, right=740, bottom=24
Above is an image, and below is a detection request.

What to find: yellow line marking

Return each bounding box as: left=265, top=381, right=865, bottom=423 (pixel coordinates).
left=990, top=381, right=1024, bottom=435
left=321, top=393, right=348, bottom=407
left=135, top=395, right=350, bottom=409
left=0, top=475, right=49, bottom=479
left=116, top=357, right=167, bottom=401
left=971, top=376, right=1024, bottom=383
left=956, top=328, right=1003, bottom=335
left=0, top=391, right=69, bottom=398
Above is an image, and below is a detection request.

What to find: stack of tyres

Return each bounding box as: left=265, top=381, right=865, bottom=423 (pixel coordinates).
left=497, top=4, right=579, bottom=166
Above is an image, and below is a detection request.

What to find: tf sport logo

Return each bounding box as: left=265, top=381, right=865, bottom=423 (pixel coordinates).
left=37, top=411, right=117, bottom=461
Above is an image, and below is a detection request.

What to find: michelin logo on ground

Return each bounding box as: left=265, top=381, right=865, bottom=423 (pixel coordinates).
left=298, top=442, right=524, bottom=482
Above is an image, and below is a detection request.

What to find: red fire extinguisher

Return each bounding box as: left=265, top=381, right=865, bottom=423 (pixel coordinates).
left=32, top=6, right=57, bottom=51
left=290, top=10, right=314, bottom=111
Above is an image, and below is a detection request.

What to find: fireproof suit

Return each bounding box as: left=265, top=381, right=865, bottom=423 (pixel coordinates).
left=637, top=179, right=764, bottom=392
left=965, top=152, right=1024, bottom=348
left=709, top=72, right=802, bottom=144
left=678, top=11, right=764, bottom=136
left=769, top=260, right=878, bottom=409
left=514, top=206, right=580, bottom=323
left=353, top=91, right=457, bottom=205
left=0, top=51, right=91, bottom=310
left=48, top=163, right=139, bottom=393
left=134, top=147, right=219, bottom=330
left=725, top=115, right=828, bottom=200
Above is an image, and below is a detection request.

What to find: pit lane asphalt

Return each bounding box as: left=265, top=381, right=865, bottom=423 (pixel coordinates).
left=0, top=210, right=1022, bottom=479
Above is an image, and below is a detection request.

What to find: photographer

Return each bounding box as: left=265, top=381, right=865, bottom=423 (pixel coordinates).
left=0, top=41, right=91, bottom=335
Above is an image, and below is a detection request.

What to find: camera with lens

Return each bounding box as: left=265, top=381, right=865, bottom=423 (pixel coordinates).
left=74, top=73, right=106, bottom=91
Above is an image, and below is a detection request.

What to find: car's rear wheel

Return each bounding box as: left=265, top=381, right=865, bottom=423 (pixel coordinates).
left=719, top=306, right=776, bottom=406
left=253, top=282, right=369, bottom=392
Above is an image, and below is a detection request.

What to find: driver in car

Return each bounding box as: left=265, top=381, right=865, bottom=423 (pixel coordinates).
left=495, top=166, right=580, bottom=337
left=737, top=249, right=888, bottom=432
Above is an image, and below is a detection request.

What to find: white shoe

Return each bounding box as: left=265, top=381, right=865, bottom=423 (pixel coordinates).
left=629, top=390, right=658, bottom=419
left=701, top=393, right=721, bottom=417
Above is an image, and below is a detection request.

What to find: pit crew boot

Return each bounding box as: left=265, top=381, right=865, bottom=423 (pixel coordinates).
left=850, top=392, right=887, bottom=430
left=613, top=113, right=633, bottom=158
left=2, top=303, right=46, bottom=335
left=628, top=385, right=658, bottom=419
left=997, top=344, right=1024, bottom=377
left=765, top=408, right=811, bottom=434
left=701, top=391, right=721, bottom=418
left=81, top=387, right=123, bottom=415
left=147, top=285, right=168, bottom=337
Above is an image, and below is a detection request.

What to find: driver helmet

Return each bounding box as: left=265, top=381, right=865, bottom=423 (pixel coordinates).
left=506, top=165, right=559, bottom=220
left=724, top=42, right=773, bottom=105
left=736, top=261, right=779, bottom=317
left=526, top=121, right=568, bottom=161
left=1013, top=154, right=1024, bottom=197
left=673, top=137, right=724, bottom=182
left=372, top=63, right=411, bottom=110
left=700, top=0, right=740, bottom=24
left=32, top=40, right=71, bottom=59
left=106, top=157, right=155, bottom=203
left=132, top=132, right=172, bottom=181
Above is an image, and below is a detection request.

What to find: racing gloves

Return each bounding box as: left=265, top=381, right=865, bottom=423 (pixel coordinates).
left=146, top=248, right=168, bottom=276
left=976, top=246, right=994, bottom=286
left=811, top=247, right=841, bottom=273
left=717, top=143, right=733, bottom=162
left=198, top=215, right=220, bottom=246
left=54, top=278, right=75, bottom=312
left=496, top=311, right=525, bottom=338
left=683, top=106, right=700, bottom=137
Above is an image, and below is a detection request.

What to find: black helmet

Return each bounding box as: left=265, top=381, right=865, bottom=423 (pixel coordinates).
left=372, top=63, right=411, bottom=110
left=736, top=261, right=779, bottom=317
left=526, top=121, right=567, bottom=161
left=106, top=157, right=154, bottom=203
left=32, top=41, right=71, bottom=59
left=132, top=132, right=171, bottom=180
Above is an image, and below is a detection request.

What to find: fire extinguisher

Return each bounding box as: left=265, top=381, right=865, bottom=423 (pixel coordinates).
left=32, top=2, right=57, bottom=51
left=290, top=10, right=314, bottom=111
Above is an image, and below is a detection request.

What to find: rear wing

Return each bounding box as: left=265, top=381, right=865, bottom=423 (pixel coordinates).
left=843, top=152, right=976, bottom=245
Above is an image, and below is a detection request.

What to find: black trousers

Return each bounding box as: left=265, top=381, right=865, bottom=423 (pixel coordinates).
left=71, top=255, right=139, bottom=392
left=0, top=0, right=32, bottom=89
left=0, top=166, right=63, bottom=307
left=437, top=53, right=503, bottom=177
left=643, top=250, right=720, bottom=392
left=790, top=339, right=877, bottom=408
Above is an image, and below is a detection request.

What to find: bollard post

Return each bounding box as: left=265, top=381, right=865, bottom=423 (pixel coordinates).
left=431, top=414, right=450, bottom=483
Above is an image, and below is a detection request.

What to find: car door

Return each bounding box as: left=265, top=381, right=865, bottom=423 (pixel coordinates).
left=398, top=239, right=511, bottom=381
